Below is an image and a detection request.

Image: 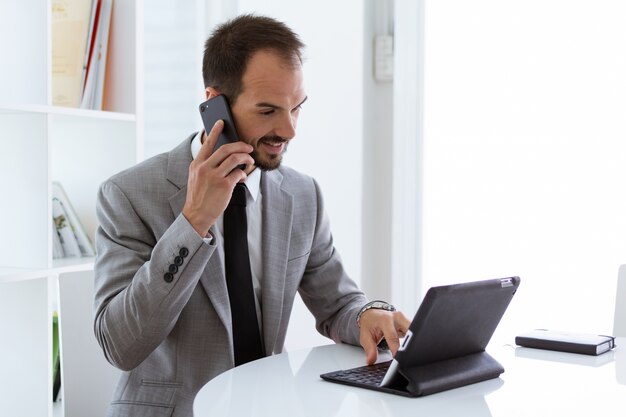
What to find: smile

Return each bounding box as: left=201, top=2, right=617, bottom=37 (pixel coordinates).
left=260, top=140, right=287, bottom=155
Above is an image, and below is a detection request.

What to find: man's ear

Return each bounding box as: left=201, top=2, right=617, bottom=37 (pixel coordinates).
left=205, top=87, right=221, bottom=100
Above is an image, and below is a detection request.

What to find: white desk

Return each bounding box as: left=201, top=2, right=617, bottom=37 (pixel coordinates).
left=194, top=338, right=626, bottom=416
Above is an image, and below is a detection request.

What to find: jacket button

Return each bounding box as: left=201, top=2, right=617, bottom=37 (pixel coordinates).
left=174, top=256, right=183, bottom=266
left=168, top=264, right=178, bottom=274
left=164, top=272, right=174, bottom=283
left=179, top=247, right=189, bottom=258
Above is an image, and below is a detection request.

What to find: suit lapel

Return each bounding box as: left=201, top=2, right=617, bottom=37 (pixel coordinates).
left=260, top=170, right=293, bottom=354
left=166, top=134, right=232, bottom=333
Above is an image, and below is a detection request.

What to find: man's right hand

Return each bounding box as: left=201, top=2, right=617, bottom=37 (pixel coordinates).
left=182, top=120, right=254, bottom=237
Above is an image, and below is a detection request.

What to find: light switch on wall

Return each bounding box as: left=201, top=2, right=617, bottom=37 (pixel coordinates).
left=374, top=34, right=394, bottom=82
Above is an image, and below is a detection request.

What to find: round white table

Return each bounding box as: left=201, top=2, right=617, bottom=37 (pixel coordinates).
left=194, top=338, right=626, bottom=416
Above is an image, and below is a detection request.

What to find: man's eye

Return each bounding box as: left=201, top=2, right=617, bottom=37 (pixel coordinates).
left=261, top=109, right=274, bottom=116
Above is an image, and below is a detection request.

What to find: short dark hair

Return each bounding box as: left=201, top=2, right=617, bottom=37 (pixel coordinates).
left=202, top=14, right=305, bottom=104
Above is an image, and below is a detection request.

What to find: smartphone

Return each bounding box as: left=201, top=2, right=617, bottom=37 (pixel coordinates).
left=199, top=94, right=240, bottom=149
left=199, top=95, right=246, bottom=170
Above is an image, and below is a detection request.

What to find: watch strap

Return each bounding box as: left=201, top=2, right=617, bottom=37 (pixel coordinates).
left=356, top=300, right=396, bottom=327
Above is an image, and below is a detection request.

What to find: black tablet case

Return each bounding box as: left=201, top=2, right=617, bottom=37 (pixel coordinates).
left=322, top=276, right=520, bottom=397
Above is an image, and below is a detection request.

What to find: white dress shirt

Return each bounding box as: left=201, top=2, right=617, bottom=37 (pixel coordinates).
left=190, top=132, right=264, bottom=336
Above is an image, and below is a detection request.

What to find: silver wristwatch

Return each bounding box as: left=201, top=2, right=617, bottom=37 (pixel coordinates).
left=356, top=300, right=396, bottom=327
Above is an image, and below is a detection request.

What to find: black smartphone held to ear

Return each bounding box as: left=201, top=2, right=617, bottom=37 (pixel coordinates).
left=199, top=94, right=246, bottom=170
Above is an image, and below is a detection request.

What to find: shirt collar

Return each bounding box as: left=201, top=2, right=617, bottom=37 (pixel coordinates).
left=190, top=131, right=261, bottom=202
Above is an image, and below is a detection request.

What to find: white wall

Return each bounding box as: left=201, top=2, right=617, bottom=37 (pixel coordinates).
left=420, top=0, right=626, bottom=341
left=143, top=0, right=206, bottom=157
left=361, top=0, right=395, bottom=304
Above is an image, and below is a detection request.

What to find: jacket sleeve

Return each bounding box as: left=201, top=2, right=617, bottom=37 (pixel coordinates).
left=297, top=178, right=368, bottom=346
left=93, top=179, right=215, bottom=371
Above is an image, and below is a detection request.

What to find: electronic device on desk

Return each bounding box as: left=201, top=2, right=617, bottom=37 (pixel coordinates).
left=321, top=276, right=521, bottom=397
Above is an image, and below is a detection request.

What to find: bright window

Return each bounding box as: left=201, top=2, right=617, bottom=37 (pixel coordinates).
left=421, top=0, right=626, bottom=337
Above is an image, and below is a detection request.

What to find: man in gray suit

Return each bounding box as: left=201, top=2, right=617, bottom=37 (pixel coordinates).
left=94, top=14, right=410, bottom=417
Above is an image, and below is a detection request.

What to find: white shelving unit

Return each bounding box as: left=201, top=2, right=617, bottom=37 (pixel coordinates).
left=0, top=1, right=143, bottom=416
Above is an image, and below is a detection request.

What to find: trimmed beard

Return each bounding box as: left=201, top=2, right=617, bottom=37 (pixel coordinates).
left=251, top=135, right=288, bottom=171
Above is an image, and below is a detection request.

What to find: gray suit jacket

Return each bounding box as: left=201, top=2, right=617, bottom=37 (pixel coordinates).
left=93, top=134, right=367, bottom=417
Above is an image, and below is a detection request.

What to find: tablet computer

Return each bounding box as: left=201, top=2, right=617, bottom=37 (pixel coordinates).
left=321, top=276, right=521, bottom=397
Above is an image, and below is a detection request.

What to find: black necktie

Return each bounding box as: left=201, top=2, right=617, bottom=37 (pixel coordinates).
left=224, top=183, right=264, bottom=366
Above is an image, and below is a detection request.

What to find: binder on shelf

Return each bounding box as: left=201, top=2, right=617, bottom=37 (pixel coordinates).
left=515, top=329, right=616, bottom=356
left=52, top=181, right=95, bottom=257
left=51, top=0, right=93, bottom=107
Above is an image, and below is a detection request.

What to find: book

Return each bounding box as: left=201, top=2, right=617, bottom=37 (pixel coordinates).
left=52, top=312, right=61, bottom=401
left=52, top=182, right=95, bottom=257
left=52, top=197, right=82, bottom=258
left=81, top=0, right=113, bottom=110
left=92, top=0, right=113, bottom=110
left=80, top=0, right=102, bottom=95
left=51, top=218, right=65, bottom=259
left=515, top=329, right=616, bottom=356
left=51, top=0, right=93, bottom=107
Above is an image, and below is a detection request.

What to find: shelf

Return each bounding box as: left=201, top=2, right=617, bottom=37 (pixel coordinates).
left=0, top=1, right=141, bottom=415
left=0, top=104, right=136, bottom=122
left=53, top=400, right=63, bottom=417
left=0, top=257, right=95, bottom=284
left=0, top=267, right=50, bottom=284
left=53, top=257, right=96, bottom=272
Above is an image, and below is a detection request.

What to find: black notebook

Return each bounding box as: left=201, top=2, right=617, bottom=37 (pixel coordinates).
left=321, top=276, right=521, bottom=397
left=515, top=329, right=616, bottom=356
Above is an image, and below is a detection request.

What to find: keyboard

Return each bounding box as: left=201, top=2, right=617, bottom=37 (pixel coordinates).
left=321, top=360, right=392, bottom=387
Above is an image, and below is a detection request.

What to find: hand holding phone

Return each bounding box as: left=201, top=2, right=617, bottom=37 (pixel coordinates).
left=182, top=96, right=253, bottom=237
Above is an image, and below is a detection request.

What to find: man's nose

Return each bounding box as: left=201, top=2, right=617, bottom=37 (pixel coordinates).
left=274, top=112, right=297, bottom=139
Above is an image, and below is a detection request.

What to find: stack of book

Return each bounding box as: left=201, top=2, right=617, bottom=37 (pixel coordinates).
left=52, top=182, right=95, bottom=259
left=51, top=0, right=114, bottom=110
